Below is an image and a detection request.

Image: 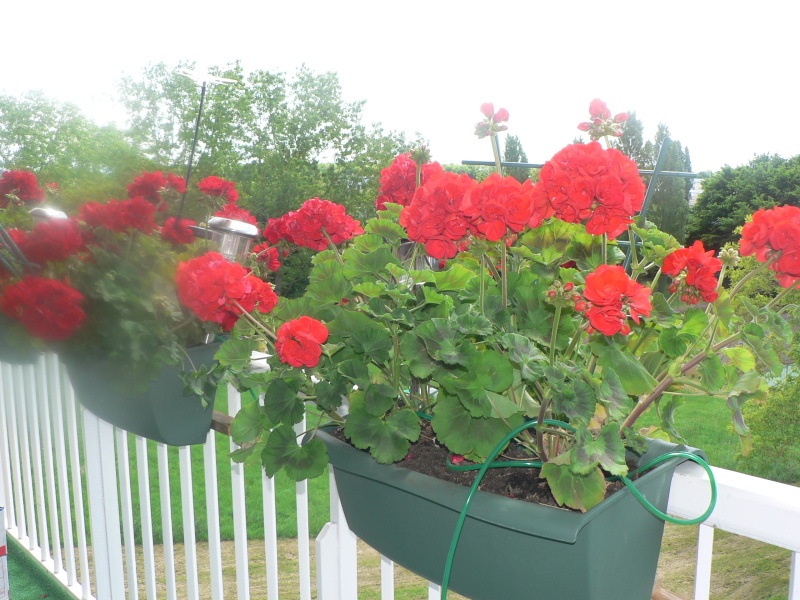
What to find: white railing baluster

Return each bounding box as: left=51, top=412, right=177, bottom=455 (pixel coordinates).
left=64, top=379, right=92, bottom=598
left=135, top=436, right=157, bottom=599
left=315, top=471, right=357, bottom=600
left=157, top=443, right=178, bottom=600
left=40, top=354, right=63, bottom=575
left=179, top=445, right=200, bottom=599
left=15, top=364, right=37, bottom=550
left=48, top=356, right=78, bottom=587
left=4, top=365, right=25, bottom=541
left=380, top=556, right=394, bottom=599
left=295, top=417, right=311, bottom=600
left=428, top=582, right=440, bottom=599
left=790, top=551, right=800, bottom=600
left=82, top=408, right=125, bottom=599
left=0, top=363, right=17, bottom=529
left=262, top=472, right=279, bottom=599
left=228, top=384, right=250, bottom=599
left=204, top=428, right=224, bottom=600
left=116, top=430, right=138, bottom=600
left=28, top=358, right=52, bottom=562
left=693, top=523, right=714, bottom=600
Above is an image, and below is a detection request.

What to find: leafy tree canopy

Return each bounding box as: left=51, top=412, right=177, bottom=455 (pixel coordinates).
left=686, top=154, right=800, bottom=249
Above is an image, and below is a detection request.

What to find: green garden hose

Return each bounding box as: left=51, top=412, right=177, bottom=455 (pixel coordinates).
left=438, top=420, right=717, bottom=600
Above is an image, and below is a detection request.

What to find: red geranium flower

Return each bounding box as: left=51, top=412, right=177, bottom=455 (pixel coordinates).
left=214, top=202, right=257, bottom=226
left=127, top=171, right=186, bottom=211
left=263, top=214, right=294, bottom=245
left=252, top=243, right=281, bottom=271
left=535, top=142, right=645, bottom=238
left=740, top=205, right=800, bottom=288
left=24, top=218, right=84, bottom=264
left=663, top=241, right=722, bottom=304
left=0, top=170, right=45, bottom=208
left=276, top=316, right=329, bottom=368
left=176, top=252, right=277, bottom=330
left=583, top=264, right=652, bottom=335
left=278, top=198, right=363, bottom=251
left=161, top=217, right=197, bottom=246
left=1, top=276, right=85, bottom=341
left=375, top=153, right=445, bottom=211
left=198, top=176, right=239, bottom=203
left=461, top=173, right=549, bottom=242
left=79, top=198, right=157, bottom=235
left=399, top=172, right=478, bottom=259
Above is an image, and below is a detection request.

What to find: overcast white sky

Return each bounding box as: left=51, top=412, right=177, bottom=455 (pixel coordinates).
left=4, top=1, right=798, bottom=173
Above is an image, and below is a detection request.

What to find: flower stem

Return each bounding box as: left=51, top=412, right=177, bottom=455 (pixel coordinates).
left=322, top=231, right=345, bottom=267
left=490, top=134, right=503, bottom=175
left=231, top=300, right=278, bottom=342
left=549, top=306, right=562, bottom=366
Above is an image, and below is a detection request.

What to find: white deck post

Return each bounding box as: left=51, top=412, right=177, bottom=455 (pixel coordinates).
left=82, top=408, right=126, bottom=599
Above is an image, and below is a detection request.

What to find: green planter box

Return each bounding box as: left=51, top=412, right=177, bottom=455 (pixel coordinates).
left=319, top=429, right=702, bottom=600
left=0, top=315, right=40, bottom=365
left=63, top=343, right=218, bottom=446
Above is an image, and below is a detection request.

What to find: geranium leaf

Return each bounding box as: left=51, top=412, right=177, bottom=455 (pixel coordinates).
left=551, top=379, right=595, bottom=424
left=540, top=462, right=606, bottom=512
left=722, top=347, right=756, bottom=372
left=364, top=218, right=406, bottom=241
left=341, top=247, right=399, bottom=280
left=336, top=359, right=371, bottom=388
left=591, top=340, right=657, bottom=396
left=350, top=328, right=393, bottom=363
left=416, top=318, right=466, bottom=364
left=364, top=383, right=397, bottom=416
left=352, top=282, right=385, bottom=298
left=231, top=401, right=267, bottom=444
left=399, top=333, right=439, bottom=379
left=454, top=313, right=493, bottom=336
left=572, top=423, right=627, bottom=476
left=699, top=354, right=726, bottom=390
left=215, top=338, right=259, bottom=369
left=431, top=392, right=523, bottom=461
left=713, top=289, right=734, bottom=328
left=500, top=333, right=548, bottom=382
left=343, top=405, right=418, bottom=464
left=597, top=369, right=632, bottom=421
left=263, top=378, right=304, bottom=426
left=261, top=425, right=328, bottom=480
left=433, top=264, right=476, bottom=292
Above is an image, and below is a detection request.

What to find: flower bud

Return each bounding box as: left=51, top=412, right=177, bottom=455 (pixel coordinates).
left=563, top=282, right=574, bottom=292
left=480, top=103, right=495, bottom=119
left=577, top=122, right=591, bottom=132
left=574, top=301, right=587, bottom=312
left=719, top=246, right=741, bottom=267
left=547, top=289, right=558, bottom=299
left=589, top=99, right=611, bottom=120
left=613, top=112, right=629, bottom=123
left=493, top=108, right=510, bottom=123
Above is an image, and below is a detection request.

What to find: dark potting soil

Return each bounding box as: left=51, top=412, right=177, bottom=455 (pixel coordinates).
left=330, top=424, right=626, bottom=510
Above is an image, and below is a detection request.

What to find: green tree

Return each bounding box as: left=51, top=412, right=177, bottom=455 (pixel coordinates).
left=0, top=91, right=149, bottom=206
left=614, top=115, right=693, bottom=242
left=686, top=154, right=800, bottom=249
left=503, top=134, right=531, bottom=183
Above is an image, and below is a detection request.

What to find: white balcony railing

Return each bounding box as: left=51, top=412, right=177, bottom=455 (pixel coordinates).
left=1, top=354, right=798, bottom=599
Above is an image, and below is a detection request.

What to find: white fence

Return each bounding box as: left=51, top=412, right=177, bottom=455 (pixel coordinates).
left=0, top=353, right=798, bottom=599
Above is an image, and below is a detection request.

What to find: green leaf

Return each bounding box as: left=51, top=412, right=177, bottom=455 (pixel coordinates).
left=454, top=313, right=493, bottom=337
left=713, top=289, right=734, bottom=328
left=591, top=340, right=657, bottom=396
left=343, top=405, right=420, bottom=464
left=337, top=359, right=371, bottom=388
left=364, top=383, right=397, bottom=416
left=551, top=379, right=595, bottom=424
left=231, top=401, right=267, bottom=444
left=433, top=264, right=476, bottom=292
left=364, top=218, right=407, bottom=242
left=314, top=376, right=347, bottom=412
left=263, top=379, right=304, bottom=426
left=431, top=392, right=523, bottom=461
left=540, top=462, right=606, bottom=512
left=262, top=425, right=328, bottom=480
left=699, top=354, right=726, bottom=390
left=416, top=319, right=466, bottom=365
left=350, top=328, right=393, bottom=363
left=572, top=423, right=627, bottom=476
left=440, top=350, right=515, bottom=418
left=342, top=247, right=399, bottom=280
left=215, top=338, right=259, bottom=369
left=500, top=333, right=548, bottom=382
left=722, top=347, right=756, bottom=372
left=399, top=334, right=439, bottom=379
left=596, top=370, right=633, bottom=421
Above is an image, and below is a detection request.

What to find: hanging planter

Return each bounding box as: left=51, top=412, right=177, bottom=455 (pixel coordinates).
left=319, top=428, right=703, bottom=600
left=63, top=343, right=219, bottom=446
left=0, top=315, right=40, bottom=365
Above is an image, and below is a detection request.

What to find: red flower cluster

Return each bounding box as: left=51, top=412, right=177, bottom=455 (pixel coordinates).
left=740, top=205, right=800, bottom=288
left=23, top=219, right=84, bottom=265
left=399, top=172, right=478, bottom=259
left=663, top=240, right=722, bottom=304
left=1, top=276, right=85, bottom=341
left=263, top=198, right=363, bottom=252
left=78, top=197, right=158, bottom=235
left=276, top=316, right=329, bottom=368
left=127, top=171, right=186, bottom=210
left=198, top=176, right=239, bottom=203
left=461, top=173, right=554, bottom=241
left=535, top=141, right=645, bottom=238
left=583, top=264, right=652, bottom=336
left=214, top=202, right=257, bottom=225
left=0, top=170, right=45, bottom=208
left=374, top=153, right=445, bottom=211
left=176, top=252, right=278, bottom=330
left=252, top=243, right=281, bottom=271
left=160, top=217, right=197, bottom=246
left=577, top=99, right=629, bottom=140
